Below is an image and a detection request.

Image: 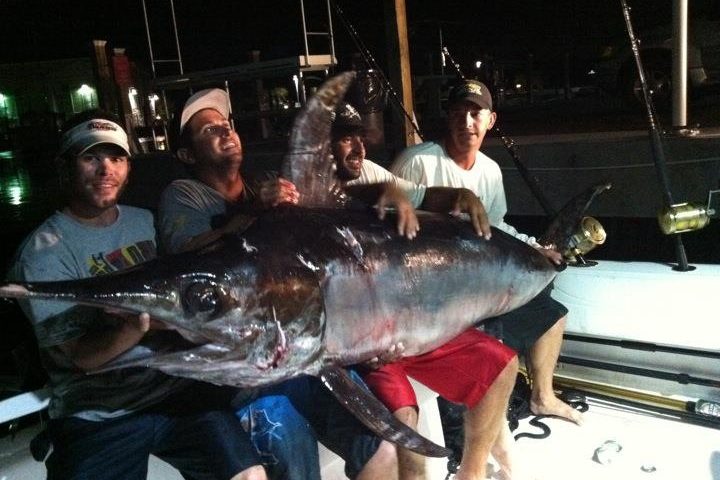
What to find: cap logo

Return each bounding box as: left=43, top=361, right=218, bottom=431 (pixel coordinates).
left=460, top=83, right=484, bottom=97
left=86, top=121, right=119, bottom=132
left=341, top=104, right=361, bottom=121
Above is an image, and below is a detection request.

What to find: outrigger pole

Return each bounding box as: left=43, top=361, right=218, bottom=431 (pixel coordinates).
left=620, top=0, right=692, bottom=272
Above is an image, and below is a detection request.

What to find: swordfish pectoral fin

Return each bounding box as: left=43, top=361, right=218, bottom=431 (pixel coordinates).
left=319, top=365, right=451, bottom=458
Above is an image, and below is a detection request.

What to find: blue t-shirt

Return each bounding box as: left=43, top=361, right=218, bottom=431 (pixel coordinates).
left=8, top=205, right=187, bottom=420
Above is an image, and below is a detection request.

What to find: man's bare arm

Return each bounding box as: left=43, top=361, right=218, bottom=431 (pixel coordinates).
left=58, top=312, right=152, bottom=371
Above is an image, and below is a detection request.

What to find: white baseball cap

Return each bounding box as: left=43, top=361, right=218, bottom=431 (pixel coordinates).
left=179, top=88, right=231, bottom=133
left=59, top=118, right=131, bottom=157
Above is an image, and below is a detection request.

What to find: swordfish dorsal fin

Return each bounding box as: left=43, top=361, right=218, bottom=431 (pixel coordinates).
left=281, top=71, right=356, bottom=207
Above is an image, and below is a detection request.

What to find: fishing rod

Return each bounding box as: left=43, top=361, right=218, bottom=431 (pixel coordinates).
left=441, top=46, right=464, bottom=81
left=330, top=0, right=424, bottom=142
left=619, top=0, right=691, bottom=271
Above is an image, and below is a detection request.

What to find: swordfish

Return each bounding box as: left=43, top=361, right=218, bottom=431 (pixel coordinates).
left=0, top=72, right=597, bottom=457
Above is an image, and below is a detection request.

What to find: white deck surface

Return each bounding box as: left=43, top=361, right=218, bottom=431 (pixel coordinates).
left=3, top=399, right=718, bottom=479
left=510, top=399, right=720, bottom=480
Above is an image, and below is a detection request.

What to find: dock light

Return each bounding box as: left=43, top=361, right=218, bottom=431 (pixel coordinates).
left=78, top=84, right=93, bottom=98
left=148, top=93, right=160, bottom=118
left=292, top=75, right=301, bottom=107
left=128, top=87, right=139, bottom=111
left=657, top=190, right=719, bottom=235
left=562, top=216, right=607, bottom=263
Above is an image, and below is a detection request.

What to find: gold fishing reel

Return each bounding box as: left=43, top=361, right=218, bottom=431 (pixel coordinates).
left=657, top=190, right=719, bottom=235
left=562, top=216, right=607, bottom=263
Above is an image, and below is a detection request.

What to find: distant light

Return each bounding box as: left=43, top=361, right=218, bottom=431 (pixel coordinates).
left=9, top=185, right=23, bottom=205
left=292, top=74, right=300, bottom=106
left=128, top=89, right=138, bottom=110
left=1, top=174, right=28, bottom=206
left=515, top=83, right=523, bottom=90
left=588, top=69, right=596, bottom=75
left=475, top=61, right=482, bottom=69
left=78, top=84, right=93, bottom=97
left=149, top=94, right=159, bottom=102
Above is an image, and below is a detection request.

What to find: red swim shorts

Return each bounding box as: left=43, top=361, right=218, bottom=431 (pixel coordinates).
left=362, top=329, right=516, bottom=412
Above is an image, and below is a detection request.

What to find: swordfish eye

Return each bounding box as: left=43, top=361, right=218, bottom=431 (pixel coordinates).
left=182, top=280, right=223, bottom=316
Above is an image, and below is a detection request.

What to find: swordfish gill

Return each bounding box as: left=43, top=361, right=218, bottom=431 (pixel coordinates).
left=0, top=72, right=587, bottom=457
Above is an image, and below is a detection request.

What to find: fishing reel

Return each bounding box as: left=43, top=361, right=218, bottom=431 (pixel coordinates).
left=562, top=216, right=607, bottom=265
left=657, top=190, right=719, bottom=235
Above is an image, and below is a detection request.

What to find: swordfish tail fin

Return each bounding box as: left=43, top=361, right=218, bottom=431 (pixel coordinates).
left=320, top=365, right=451, bottom=458
left=281, top=71, right=357, bottom=208
left=539, top=182, right=612, bottom=253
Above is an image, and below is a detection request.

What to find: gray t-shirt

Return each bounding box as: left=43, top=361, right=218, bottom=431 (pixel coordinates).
left=158, top=178, right=260, bottom=254
left=9, top=205, right=187, bottom=420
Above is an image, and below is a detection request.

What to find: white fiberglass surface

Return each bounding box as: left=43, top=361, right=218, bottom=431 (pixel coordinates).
left=508, top=399, right=720, bottom=480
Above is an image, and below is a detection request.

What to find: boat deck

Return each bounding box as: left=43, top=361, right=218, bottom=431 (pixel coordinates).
left=3, top=398, right=719, bottom=479
left=511, top=396, right=720, bottom=480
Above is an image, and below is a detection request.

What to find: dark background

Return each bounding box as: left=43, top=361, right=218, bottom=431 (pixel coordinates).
left=1, top=1, right=716, bottom=81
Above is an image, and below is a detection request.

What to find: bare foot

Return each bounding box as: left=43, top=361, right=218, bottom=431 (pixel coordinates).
left=530, top=394, right=583, bottom=425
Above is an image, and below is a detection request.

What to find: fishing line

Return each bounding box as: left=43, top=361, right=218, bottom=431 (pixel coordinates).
left=330, top=0, right=424, bottom=141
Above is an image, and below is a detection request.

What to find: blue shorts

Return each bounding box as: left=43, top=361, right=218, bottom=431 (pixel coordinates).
left=236, top=373, right=381, bottom=480
left=272, top=373, right=382, bottom=479
left=235, top=379, right=320, bottom=480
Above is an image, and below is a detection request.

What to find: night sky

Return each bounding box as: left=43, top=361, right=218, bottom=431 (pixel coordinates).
left=1, top=0, right=716, bottom=84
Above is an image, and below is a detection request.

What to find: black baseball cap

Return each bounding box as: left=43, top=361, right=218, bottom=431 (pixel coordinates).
left=448, top=79, right=493, bottom=111
left=331, top=102, right=366, bottom=138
